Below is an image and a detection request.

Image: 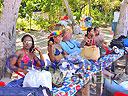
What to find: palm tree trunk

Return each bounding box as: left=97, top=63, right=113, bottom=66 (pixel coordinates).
left=115, top=0, right=128, bottom=38
left=88, top=0, right=91, bottom=16
left=62, top=0, right=74, bottom=25
left=0, top=0, right=22, bottom=78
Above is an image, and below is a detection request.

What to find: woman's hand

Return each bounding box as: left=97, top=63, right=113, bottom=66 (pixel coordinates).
left=34, top=47, right=44, bottom=61
left=48, top=41, right=54, bottom=46
left=34, top=47, right=42, bottom=53
left=23, top=70, right=28, bottom=75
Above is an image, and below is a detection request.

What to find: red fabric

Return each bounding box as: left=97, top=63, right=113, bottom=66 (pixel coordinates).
left=102, top=44, right=112, bottom=55
left=0, top=81, right=6, bottom=86
left=63, top=16, right=69, bottom=20
left=15, top=71, right=25, bottom=77
left=60, top=16, right=69, bottom=20
left=92, top=38, right=95, bottom=45
left=114, top=92, right=128, bottom=96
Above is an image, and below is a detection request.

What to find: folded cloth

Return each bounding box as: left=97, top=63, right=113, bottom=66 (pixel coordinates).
left=120, top=81, right=128, bottom=90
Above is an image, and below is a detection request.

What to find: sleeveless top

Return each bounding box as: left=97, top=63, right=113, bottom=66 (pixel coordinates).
left=20, top=49, right=34, bottom=69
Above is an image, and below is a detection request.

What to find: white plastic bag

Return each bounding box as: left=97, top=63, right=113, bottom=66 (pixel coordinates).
left=23, top=70, right=52, bottom=91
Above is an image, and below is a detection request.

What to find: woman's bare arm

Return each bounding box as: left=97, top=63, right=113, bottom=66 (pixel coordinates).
left=10, top=50, right=28, bottom=74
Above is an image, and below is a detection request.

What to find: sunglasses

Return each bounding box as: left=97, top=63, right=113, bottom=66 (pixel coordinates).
left=23, top=40, right=32, bottom=44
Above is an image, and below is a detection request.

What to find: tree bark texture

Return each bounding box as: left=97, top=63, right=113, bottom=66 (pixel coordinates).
left=62, top=0, right=74, bottom=25
left=0, top=0, right=22, bottom=78
left=115, top=0, right=128, bottom=38
left=88, top=0, right=91, bottom=16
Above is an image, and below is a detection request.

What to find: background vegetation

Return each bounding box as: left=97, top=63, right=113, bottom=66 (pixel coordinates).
left=0, top=0, right=122, bottom=32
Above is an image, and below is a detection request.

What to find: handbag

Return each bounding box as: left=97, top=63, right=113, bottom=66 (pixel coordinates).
left=81, top=45, right=100, bottom=61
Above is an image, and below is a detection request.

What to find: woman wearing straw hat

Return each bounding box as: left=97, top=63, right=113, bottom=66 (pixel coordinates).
left=47, top=31, right=66, bottom=68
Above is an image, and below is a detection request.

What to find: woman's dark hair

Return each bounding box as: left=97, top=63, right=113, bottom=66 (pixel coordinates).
left=94, top=27, right=99, bottom=32
left=21, top=34, right=34, bottom=52
left=86, top=27, right=93, bottom=35
left=94, top=27, right=100, bottom=35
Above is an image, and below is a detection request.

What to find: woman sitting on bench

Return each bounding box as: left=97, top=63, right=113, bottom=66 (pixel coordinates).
left=47, top=31, right=67, bottom=70
left=9, top=34, right=44, bottom=78
left=60, top=26, right=81, bottom=55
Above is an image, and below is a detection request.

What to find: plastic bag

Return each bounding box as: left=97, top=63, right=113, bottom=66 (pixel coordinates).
left=23, top=70, right=52, bottom=91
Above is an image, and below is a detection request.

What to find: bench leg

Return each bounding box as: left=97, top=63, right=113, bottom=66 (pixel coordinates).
left=96, top=71, right=103, bottom=96
left=81, top=82, right=90, bottom=96
left=125, top=55, right=128, bottom=75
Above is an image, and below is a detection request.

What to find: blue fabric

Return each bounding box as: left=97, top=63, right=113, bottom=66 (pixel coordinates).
left=54, top=48, right=64, bottom=56
left=20, top=60, right=32, bottom=69
left=60, top=40, right=81, bottom=55
left=123, top=38, right=128, bottom=47
left=6, top=55, right=18, bottom=71
left=0, top=86, right=52, bottom=96
left=6, top=78, right=24, bottom=87
left=104, top=79, right=128, bottom=94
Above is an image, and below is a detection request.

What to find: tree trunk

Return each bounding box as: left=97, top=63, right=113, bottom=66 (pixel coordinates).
left=115, top=0, right=128, bottom=38
left=30, top=16, right=32, bottom=31
left=0, top=0, right=22, bottom=79
left=62, top=0, right=74, bottom=25
left=88, top=0, right=91, bottom=16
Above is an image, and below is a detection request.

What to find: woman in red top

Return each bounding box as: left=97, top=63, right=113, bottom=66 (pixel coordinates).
left=9, top=34, right=44, bottom=77
left=80, top=27, right=95, bottom=47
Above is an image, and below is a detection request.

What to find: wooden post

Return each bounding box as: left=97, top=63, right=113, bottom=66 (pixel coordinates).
left=96, top=71, right=103, bottom=96
left=125, top=54, right=128, bottom=74
left=62, top=0, right=74, bottom=24
left=81, top=82, right=90, bottom=96
left=88, top=0, right=91, bottom=16
left=62, top=0, right=75, bottom=33
left=81, top=78, right=90, bottom=96
left=0, top=0, right=22, bottom=78
left=75, top=78, right=90, bottom=96
left=115, top=0, right=128, bottom=38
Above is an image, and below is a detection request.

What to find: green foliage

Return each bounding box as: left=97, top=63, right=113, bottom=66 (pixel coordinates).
left=33, top=14, right=51, bottom=31
left=16, top=18, right=29, bottom=30
left=0, top=0, right=3, bottom=14
left=18, top=0, right=63, bottom=31
left=16, top=0, right=122, bottom=30
left=69, top=0, right=88, bottom=20
left=81, top=0, right=121, bottom=27
left=16, top=18, right=41, bottom=32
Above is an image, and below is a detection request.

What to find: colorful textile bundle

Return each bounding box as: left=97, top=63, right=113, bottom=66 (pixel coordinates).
left=48, top=30, right=62, bottom=38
